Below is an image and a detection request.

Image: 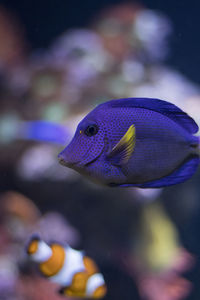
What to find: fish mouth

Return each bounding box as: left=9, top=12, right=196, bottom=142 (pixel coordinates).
left=58, top=155, right=78, bottom=168
left=58, top=135, right=106, bottom=170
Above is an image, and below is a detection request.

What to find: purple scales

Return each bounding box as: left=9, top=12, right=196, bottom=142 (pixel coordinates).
left=58, top=98, right=199, bottom=188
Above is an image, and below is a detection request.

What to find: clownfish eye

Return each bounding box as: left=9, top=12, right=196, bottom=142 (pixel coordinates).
left=84, top=124, right=99, bottom=137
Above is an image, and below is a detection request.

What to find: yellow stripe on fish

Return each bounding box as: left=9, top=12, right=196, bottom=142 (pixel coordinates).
left=107, top=124, right=136, bottom=165
left=40, top=244, right=65, bottom=277
left=26, top=236, right=107, bottom=299
left=83, top=256, right=98, bottom=275
left=61, top=273, right=106, bottom=298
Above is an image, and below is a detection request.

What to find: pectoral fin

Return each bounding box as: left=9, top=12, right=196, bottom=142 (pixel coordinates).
left=107, top=124, right=136, bottom=165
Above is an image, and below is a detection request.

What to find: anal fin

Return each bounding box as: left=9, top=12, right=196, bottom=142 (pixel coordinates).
left=119, top=155, right=199, bottom=188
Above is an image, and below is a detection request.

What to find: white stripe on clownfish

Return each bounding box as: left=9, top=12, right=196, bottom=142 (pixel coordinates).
left=49, top=245, right=85, bottom=286
left=86, top=273, right=105, bottom=296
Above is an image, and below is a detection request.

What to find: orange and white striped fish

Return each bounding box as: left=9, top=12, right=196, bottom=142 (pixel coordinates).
left=26, top=236, right=107, bottom=299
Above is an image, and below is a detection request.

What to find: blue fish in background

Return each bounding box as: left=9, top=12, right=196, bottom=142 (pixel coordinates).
left=58, top=98, right=199, bottom=188
left=21, top=120, right=70, bottom=145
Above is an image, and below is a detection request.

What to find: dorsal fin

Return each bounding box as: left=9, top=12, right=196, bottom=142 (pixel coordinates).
left=105, top=98, right=198, bottom=134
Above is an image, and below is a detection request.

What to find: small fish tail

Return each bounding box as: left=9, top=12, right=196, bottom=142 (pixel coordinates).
left=195, top=136, right=200, bottom=154
left=189, top=136, right=200, bottom=155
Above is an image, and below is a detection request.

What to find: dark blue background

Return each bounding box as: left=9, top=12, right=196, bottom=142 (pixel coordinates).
left=0, top=0, right=200, bottom=84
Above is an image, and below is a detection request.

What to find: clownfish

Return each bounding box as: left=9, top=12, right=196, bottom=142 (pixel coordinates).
left=26, top=236, right=107, bottom=299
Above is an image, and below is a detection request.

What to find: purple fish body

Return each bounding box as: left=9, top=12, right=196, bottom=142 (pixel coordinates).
left=58, top=98, right=199, bottom=188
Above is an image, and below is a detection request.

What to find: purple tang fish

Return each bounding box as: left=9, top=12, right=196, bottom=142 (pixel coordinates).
left=58, top=98, right=199, bottom=188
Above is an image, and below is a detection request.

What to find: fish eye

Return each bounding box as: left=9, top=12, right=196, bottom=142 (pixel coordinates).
left=84, top=124, right=99, bottom=137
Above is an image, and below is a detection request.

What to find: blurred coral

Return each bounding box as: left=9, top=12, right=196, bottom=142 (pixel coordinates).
left=17, top=276, right=65, bottom=300
left=0, top=191, right=41, bottom=226
left=34, top=211, right=80, bottom=246
left=0, top=190, right=81, bottom=300
left=0, top=6, right=26, bottom=69
left=120, top=202, right=195, bottom=300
